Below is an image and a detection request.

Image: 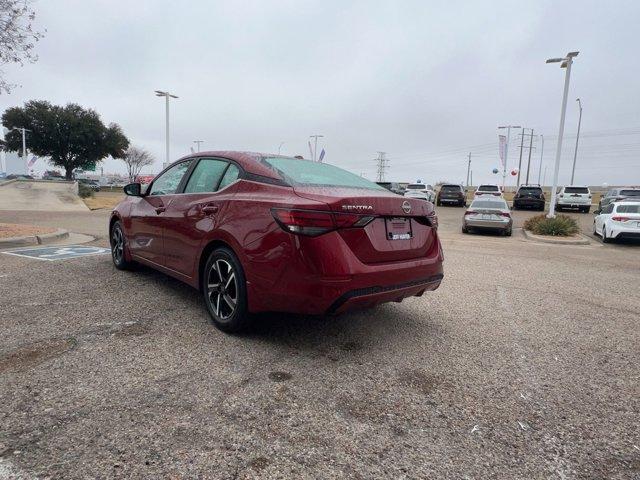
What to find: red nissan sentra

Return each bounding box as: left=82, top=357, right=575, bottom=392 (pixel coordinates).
left=109, top=152, right=444, bottom=332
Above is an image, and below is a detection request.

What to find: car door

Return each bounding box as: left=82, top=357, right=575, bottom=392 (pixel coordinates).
left=128, top=160, right=193, bottom=265
left=161, top=158, right=241, bottom=278
left=596, top=203, right=613, bottom=234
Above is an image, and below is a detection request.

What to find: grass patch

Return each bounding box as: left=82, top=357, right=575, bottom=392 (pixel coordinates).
left=524, top=214, right=579, bottom=236
left=78, top=183, right=95, bottom=198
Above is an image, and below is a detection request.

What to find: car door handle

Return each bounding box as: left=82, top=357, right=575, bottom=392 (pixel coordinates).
left=201, top=204, right=219, bottom=214
left=155, top=206, right=166, bottom=214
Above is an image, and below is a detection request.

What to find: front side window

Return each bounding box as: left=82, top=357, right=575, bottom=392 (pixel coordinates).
left=262, top=157, right=385, bottom=191
left=149, top=161, right=192, bottom=196
left=184, top=159, right=229, bottom=194
left=603, top=204, right=615, bottom=214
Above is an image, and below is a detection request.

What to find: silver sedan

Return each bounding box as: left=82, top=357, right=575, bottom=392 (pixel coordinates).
left=462, top=197, right=513, bottom=236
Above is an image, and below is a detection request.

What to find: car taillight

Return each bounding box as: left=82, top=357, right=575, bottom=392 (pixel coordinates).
left=612, top=216, right=630, bottom=222
left=499, top=212, right=511, bottom=217
left=493, top=193, right=501, bottom=196
left=464, top=210, right=477, bottom=216
left=271, top=208, right=373, bottom=237
left=427, top=211, right=438, bottom=229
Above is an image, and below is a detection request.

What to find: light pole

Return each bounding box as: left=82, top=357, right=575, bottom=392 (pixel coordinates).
left=546, top=51, right=579, bottom=218
left=193, top=140, right=204, bottom=152
left=498, top=125, right=521, bottom=190
left=278, top=142, right=285, bottom=155
left=309, top=134, right=323, bottom=161
left=155, top=90, right=178, bottom=169
left=537, top=134, right=544, bottom=185
left=11, top=127, right=30, bottom=173
left=571, top=98, right=582, bottom=185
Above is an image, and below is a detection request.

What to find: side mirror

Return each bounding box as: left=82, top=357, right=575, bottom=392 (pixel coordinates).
left=593, top=209, right=601, bottom=215
left=123, top=182, right=142, bottom=197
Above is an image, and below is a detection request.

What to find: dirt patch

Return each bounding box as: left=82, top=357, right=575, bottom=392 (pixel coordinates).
left=397, top=368, right=445, bottom=395
left=268, top=371, right=292, bottom=382
left=0, top=337, right=77, bottom=374
left=0, top=223, right=56, bottom=239
left=83, top=191, right=124, bottom=210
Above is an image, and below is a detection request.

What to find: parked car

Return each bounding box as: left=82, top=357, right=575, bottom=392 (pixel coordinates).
left=556, top=186, right=591, bottom=212
left=6, top=174, right=34, bottom=180
left=474, top=184, right=502, bottom=197
left=78, top=178, right=101, bottom=192
left=404, top=182, right=436, bottom=203
left=513, top=185, right=545, bottom=211
left=593, top=200, right=640, bottom=242
left=598, top=187, right=640, bottom=211
left=375, top=181, right=405, bottom=195
left=436, top=184, right=466, bottom=207
left=110, top=152, right=444, bottom=332
left=462, top=197, right=512, bottom=236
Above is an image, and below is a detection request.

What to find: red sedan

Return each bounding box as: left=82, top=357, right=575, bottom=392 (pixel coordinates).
left=110, top=152, right=444, bottom=332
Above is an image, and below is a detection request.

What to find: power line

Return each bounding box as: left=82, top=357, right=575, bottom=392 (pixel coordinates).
left=375, top=151, right=389, bottom=182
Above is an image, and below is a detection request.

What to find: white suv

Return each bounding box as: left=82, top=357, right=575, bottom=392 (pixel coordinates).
left=404, top=183, right=436, bottom=203
left=474, top=184, right=502, bottom=197
left=556, top=186, right=592, bottom=213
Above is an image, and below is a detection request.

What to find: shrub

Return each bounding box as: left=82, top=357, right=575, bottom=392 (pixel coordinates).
left=524, top=214, right=579, bottom=236
left=78, top=183, right=94, bottom=198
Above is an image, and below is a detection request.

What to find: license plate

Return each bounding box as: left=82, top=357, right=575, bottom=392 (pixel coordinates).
left=481, top=214, right=490, bottom=220
left=386, top=217, right=412, bottom=240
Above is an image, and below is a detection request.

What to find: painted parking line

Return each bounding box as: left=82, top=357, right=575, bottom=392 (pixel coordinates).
left=1, top=245, right=110, bottom=261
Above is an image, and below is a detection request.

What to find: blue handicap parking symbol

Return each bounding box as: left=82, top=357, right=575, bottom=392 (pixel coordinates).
left=2, top=245, right=111, bottom=261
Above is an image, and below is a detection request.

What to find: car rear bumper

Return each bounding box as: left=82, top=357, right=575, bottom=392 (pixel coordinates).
left=514, top=199, right=544, bottom=207
left=557, top=201, right=590, bottom=208
left=610, top=226, right=640, bottom=239
left=464, top=218, right=511, bottom=229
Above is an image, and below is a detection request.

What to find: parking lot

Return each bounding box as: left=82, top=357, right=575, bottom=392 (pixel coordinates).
left=1, top=206, right=639, bottom=478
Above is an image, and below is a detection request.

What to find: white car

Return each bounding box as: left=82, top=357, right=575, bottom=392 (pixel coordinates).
left=556, top=186, right=592, bottom=213
left=593, top=200, right=640, bottom=243
left=474, top=184, right=502, bottom=197
left=404, top=183, right=436, bottom=203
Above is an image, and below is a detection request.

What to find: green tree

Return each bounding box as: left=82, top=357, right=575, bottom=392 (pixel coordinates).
left=2, top=100, right=129, bottom=179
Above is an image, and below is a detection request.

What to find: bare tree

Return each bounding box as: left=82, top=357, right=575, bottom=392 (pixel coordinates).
left=121, top=146, right=154, bottom=182
left=0, top=0, right=45, bottom=93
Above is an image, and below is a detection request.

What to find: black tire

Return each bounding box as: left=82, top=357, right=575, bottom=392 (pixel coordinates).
left=202, top=247, right=250, bottom=333
left=602, top=228, right=612, bottom=244
left=462, top=225, right=468, bottom=234
left=110, top=221, right=135, bottom=270
left=436, top=200, right=441, bottom=207
left=582, top=206, right=590, bottom=213
left=504, top=226, right=512, bottom=237
left=512, top=203, right=518, bottom=210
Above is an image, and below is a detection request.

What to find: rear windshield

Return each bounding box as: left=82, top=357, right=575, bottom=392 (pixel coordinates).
left=441, top=185, right=461, bottom=192
left=407, top=184, right=426, bottom=190
left=471, top=200, right=507, bottom=209
left=478, top=185, right=499, bottom=191
left=564, top=187, right=589, bottom=194
left=519, top=187, right=542, bottom=194
left=620, top=189, right=640, bottom=196
left=262, top=157, right=385, bottom=191
left=616, top=204, right=640, bottom=213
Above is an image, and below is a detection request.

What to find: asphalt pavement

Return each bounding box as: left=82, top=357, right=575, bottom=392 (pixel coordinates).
left=0, top=206, right=639, bottom=479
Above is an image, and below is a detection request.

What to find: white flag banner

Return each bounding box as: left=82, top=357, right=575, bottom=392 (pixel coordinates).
left=498, top=135, right=507, bottom=168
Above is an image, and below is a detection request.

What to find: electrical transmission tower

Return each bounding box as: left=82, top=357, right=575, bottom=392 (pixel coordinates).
left=375, top=151, right=389, bottom=182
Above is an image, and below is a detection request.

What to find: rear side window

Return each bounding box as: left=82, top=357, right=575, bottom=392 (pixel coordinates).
left=184, top=159, right=228, bottom=194
left=262, top=157, right=385, bottom=191
left=620, top=189, right=640, bottom=197
left=564, top=187, right=589, bottom=194
left=149, top=161, right=192, bottom=196
left=616, top=204, right=640, bottom=213
left=218, top=164, right=240, bottom=190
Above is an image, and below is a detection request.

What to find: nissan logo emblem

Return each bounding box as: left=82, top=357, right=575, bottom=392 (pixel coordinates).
left=402, top=201, right=411, bottom=214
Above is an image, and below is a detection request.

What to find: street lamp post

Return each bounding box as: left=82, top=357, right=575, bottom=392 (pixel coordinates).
left=278, top=142, right=285, bottom=155
left=11, top=127, right=30, bottom=173
left=546, top=51, right=579, bottom=218
left=193, top=140, right=204, bottom=152
left=155, top=90, right=178, bottom=169
left=498, top=125, right=521, bottom=191
left=537, top=134, right=544, bottom=185
left=571, top=98, right=582, bottom=185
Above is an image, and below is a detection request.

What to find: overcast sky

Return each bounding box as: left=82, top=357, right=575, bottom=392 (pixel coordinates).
left=2, top=0, right=639, bottom=186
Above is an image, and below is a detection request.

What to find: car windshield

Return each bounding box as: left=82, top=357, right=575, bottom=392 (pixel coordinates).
left=262, top=157, right=386, bottom=190
left=616, top=204, right=640, bottom=213
left=620, top=189, right=640, bottom=196
left=407, top=184, right=425, bottom=190
left=565, top=187, right=589, bottom=194
left=441, top=185, right=460, bottom=192
left=478, top=185, right=499, bottom=191
left=471, top=200, right=507, bottom=209
left=519, top=187, right=542, bottom=194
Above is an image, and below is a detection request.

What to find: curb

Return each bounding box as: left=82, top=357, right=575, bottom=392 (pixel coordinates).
left=522, top=229, right=591, bottom=245
left=0, top=228, right=69, bottom=249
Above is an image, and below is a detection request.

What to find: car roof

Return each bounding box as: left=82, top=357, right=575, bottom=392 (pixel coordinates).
left=174, top=151, right=290, bottom=180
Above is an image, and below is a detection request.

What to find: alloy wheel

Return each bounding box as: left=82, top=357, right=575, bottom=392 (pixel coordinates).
left=111, top=225, right=124, bottom=264
left=207, top=259, right=238, bottom=320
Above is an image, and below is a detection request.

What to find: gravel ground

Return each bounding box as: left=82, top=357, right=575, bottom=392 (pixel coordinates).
left=0, top=207, right=638, bottom=479
left=0, top=223, right=56, bottom=239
